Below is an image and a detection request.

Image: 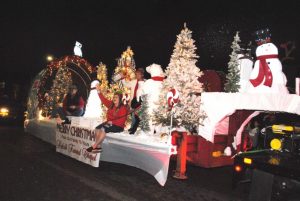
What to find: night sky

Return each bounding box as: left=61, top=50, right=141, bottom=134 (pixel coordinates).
left=1, top=0, right=300, bottom=83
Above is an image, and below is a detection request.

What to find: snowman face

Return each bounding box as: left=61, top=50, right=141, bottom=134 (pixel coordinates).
left=256, top=42, right=278, bottom=57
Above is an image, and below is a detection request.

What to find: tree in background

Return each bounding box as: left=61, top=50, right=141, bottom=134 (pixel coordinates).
left=42, top=65, right=72, bottom=116
left=224, top=32, right=241, bottom=92
left=154, top=23, right=204, bottom=132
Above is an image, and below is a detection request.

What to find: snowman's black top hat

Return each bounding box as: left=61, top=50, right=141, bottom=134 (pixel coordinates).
left=254, top=28, right=271, bottom=45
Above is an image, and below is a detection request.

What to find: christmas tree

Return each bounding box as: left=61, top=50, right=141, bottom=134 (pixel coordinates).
left=113, top=46, right=136, bottom=82
left=154, top=23, right=204, bottom=132
left=109, top=46, right=136, bottom=100
left=224, top=32, right=241, bottom=92
left=97, top=62, right=109, bottom=94
left=42, top=65, right=72, bottom=116
left=138, top=95, right=150, bottom=132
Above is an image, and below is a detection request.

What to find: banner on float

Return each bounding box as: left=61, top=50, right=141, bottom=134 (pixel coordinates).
left=56, top=124, right=100, bottom=167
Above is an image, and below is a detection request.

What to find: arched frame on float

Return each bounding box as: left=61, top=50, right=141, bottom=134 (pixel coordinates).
left=37, top=55, right=95, bottom=108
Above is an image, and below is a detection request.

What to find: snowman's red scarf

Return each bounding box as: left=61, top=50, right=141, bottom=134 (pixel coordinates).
left=250, top=54, right=278, bottom=87
left=151, top=76, right=164, bottom=81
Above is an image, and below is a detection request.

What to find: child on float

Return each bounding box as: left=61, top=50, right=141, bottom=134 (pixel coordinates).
left=86, top=90, right=129, bottom=153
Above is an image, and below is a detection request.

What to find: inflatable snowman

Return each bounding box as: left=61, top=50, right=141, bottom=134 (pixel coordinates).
left=247, top=29, right=289, bottom=94
left=83, top=80, right=103, bottom=119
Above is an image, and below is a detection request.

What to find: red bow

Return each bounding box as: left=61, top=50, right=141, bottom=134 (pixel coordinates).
left=250, top=54, right=278, bottom=87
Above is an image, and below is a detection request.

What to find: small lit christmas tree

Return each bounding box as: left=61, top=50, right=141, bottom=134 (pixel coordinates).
left=96, top=62, right=109, bottom=119
left=224, top=32, right=241, bottom=92
left=113, top=46, right=136, bottom=82
left=154, top=23, right=204, bottom=132
left=97, top=62, right=109, bottom=94
left=138, top=95, right=150, bottom=132
left=42, top=65, right=72, bottom=116
left=108, top=46, right=136, bottom=100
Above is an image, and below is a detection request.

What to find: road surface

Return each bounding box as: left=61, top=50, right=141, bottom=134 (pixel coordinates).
left=0, top=126, right=248, bottom=201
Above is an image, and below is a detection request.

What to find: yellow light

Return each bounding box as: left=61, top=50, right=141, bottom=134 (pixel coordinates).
left=0, top=107, right=9, bottom=113
left=272, top=124, right=293, bottom=134
left=243, top=158, right=252, bottom=165
left=47, top=55, right=54, bottom=62
left=270, top=138, right=282, bottom=150
left=0, top=107, right=9, bottom=116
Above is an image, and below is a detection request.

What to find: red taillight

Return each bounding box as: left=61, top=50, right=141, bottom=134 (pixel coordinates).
left=234, top=165, right=242, bottom=172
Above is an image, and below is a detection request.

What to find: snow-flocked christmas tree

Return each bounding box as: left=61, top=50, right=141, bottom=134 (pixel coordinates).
left=42, top=65, right=72, bottom=117
left=224, top=32, right=241, bottom=92
left=154, top=23, right=204, bottom=132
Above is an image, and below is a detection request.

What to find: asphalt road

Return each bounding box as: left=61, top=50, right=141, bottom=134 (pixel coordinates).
left=0, top=125, right=248, bottom=201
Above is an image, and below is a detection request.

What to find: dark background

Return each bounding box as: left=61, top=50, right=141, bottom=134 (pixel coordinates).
left=1, top=0, right=299, bottom=100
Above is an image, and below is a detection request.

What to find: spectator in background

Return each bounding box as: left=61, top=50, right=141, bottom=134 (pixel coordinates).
left=53, top=84, right=85, bottom=124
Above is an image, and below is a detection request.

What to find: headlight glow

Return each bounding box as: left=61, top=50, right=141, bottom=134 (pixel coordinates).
left=0, top=107, right=9, bottom=116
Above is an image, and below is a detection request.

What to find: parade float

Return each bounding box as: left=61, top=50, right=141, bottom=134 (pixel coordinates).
left=25, top=42, right=177, bottom=186
left=25, top=26, right=300, bottom=186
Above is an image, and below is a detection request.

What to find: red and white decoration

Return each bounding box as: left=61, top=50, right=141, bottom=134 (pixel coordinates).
left=167, top=88, right=179, bottom=110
